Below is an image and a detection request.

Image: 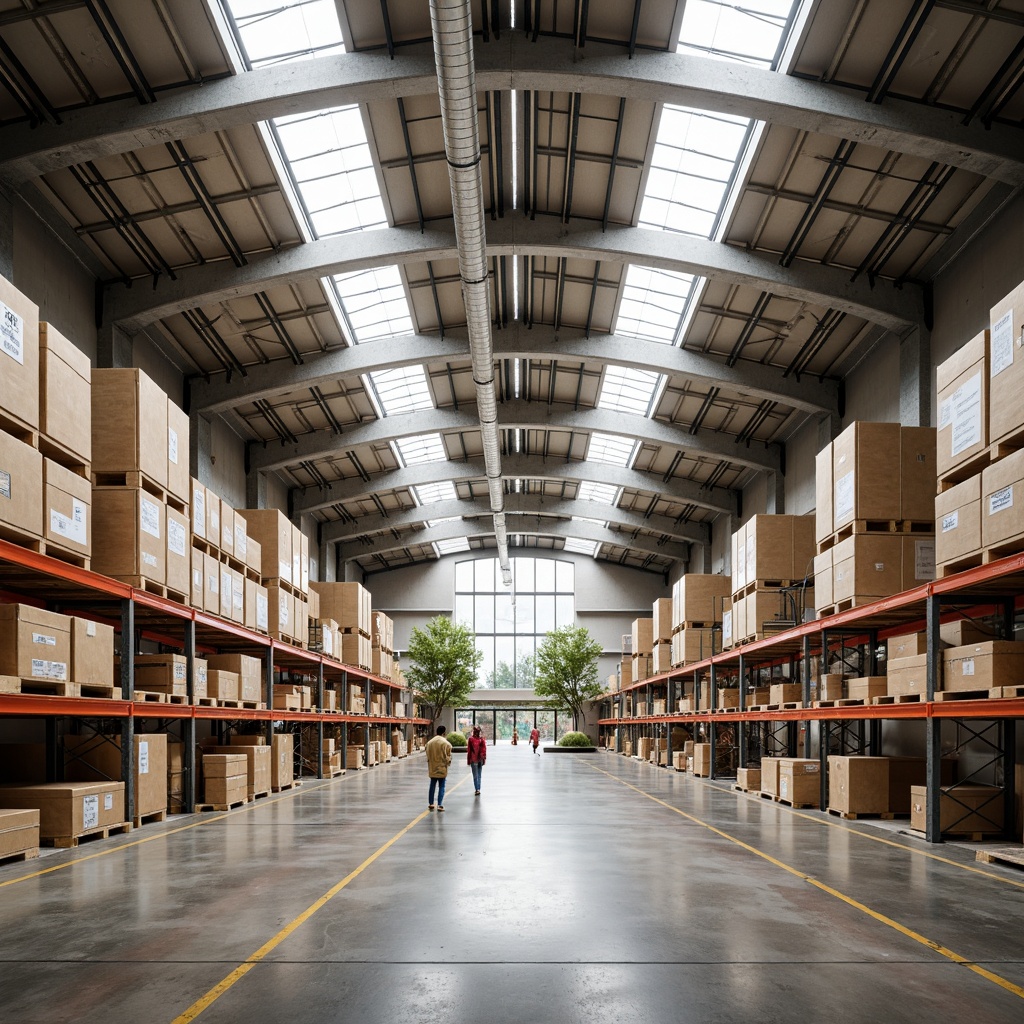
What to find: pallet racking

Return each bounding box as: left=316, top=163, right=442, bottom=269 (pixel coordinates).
left=598, top=553, right=1024, bottom=844
left=0, top=538, right=427, bottom=820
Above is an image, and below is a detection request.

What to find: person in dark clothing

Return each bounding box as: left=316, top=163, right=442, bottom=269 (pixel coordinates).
left=467, top=725, right=487, bottom=795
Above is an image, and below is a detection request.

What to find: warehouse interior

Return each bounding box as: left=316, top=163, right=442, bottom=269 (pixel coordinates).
left=1, top=0, right=1024, bottom=1020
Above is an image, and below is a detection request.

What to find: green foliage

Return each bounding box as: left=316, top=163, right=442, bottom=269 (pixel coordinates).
left=447, top=731, right=467, bottom=746
left=404, top=616, right=483, bottom=725
left=534, top=624, right=604, bottom=731
left=558, top=731, right=593, bottom=747
left=485, top=652, right=535, bottom=688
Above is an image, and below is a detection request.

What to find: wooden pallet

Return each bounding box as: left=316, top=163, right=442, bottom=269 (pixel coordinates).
left=871, top=693, right=924, bottom=704
left=45, top=821, right=132, bottom=848
left=322, top=767, right=345, bottom=779
left=133, top=808, right=168, bottom=828
left=3, top=678, right=80, bottom=698
left=673, top=620, right=716, bottom=631
left=38, top=433, right=90, bottom=477
left=79, top=683, right=117, bottom=699
left=215, top=699, right=266, bottom=710
left=271, top=780, right=301, bottom=793
left=780, top=701, right=804, bottom=710
left=775, top=797, right=818, bottom=809
left=91, top=470, right=188, bottom=514
left=0, top=522, right=44, bottom=554
left=195, top=696, right=219, bottom=707
left=933, top=688, right=991, bottom=701
left=827, top=808, right=895, bottom=821
left=250, top=789, right=271, bottom=801
left=0, top=407, right=39, bottom=446
left=817, top=596, right=890, bottom=617
left=734, top=579, right=804, bottom=599
left=195, top=798, right=248, bottom=812
left=975, top=845, right=1024, bottom=870
left=988, top=425, right=1024, bottom=463
left=190, top=536, right=218, bottom=557
left=39, top=543, right=90, bottom=571
left=937, top=450, right=991, bottom=493
left=0, top=847, right=40, bottom=865
left=817, top=518, right=935, bottom=554
left=814, top=698, right=866, bottom=708
left=759, top=791, right=776, bottom=801
left=132, top=690, right=188, bottom=704
left=989, top=686, right=1024, bottom=699
left=733, top=784, right=760, bottom=794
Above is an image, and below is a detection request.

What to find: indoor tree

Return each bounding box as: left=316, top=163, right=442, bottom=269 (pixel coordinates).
left=533, top=624, right=603, bottom=731
left=405, top=615, right=483, bottom=726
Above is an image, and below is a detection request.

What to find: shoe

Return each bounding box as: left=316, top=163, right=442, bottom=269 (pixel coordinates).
left=437, top=805, right=445, bottom=812
left=475, top=790, right=480, bottom=795
left=428, top=805, right=434, bottom=811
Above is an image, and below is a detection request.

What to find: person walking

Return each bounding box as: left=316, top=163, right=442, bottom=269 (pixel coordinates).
left=425, top=725, right=452, bottom=811
left=511, top=727, right=519, bottom=746
left=529, top=726, right=540, bottom=755
left=467, top=725, right=487, bottom=795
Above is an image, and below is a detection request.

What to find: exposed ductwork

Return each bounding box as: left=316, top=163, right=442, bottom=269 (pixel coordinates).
left=428, top=0, right=512, bottom=587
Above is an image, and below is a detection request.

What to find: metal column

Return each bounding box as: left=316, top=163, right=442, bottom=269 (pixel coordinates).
left=183, top=619, right=197, bottom=813
left=316, top=661, right=324, bottom=780
left=737, top=654, right=747, bottom=769
left=708, top=660, right=717, bottom=780
left=364, top=677, right=372, bottom=767
left=802, top=635, right=813, bottom=758
left=925, top=593, right=942, bottom=843
left=264, top=649, right=275, bottom=745
left=119, top=598, right=135, bottom=824
left=340, top=669, right=348, bottom=769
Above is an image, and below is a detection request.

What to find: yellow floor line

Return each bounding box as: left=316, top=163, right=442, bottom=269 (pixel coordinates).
left=0, top=776, right=338, bottom=889
left=171, top=774, right=469, bottom=1023
left=585, top=760, right=1024, bottom=1001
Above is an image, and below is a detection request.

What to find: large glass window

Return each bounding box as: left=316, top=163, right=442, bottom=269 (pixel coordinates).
left=454, top=556, right=575, bottom=688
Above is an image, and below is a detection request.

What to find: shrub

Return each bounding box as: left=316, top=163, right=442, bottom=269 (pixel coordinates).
left=447, top=731, right=467, bottom=746
left=558, top=731, right=593, bottom=747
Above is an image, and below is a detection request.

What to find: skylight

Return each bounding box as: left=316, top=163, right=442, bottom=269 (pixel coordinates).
left=427, top=516, right=461, bottom=527
left=564, top=538, right=598, bottom=556
left=587, top=433, right=638, bottom=467
left=577, top=482, right=619, bottom=505
left=572, top=516, right=607, bottom=528
left=415, top=482, right=457, bottom=506
left=678, top=0, right=796, bottom=69
left=368, top=365, right=433, bottom=417
left=598, top=365, right=663, bottom=417
left=393, top=433, right=448, bottom=467
left=334, top=268, right=413, bottom=342
left=226, top=0, right=344, bottom=68
left=616, top=267, right=698, bottom=344
left=436, top=537, right=471, bottom=555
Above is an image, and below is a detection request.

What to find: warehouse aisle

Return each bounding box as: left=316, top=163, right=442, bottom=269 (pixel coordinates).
left=1, top=746, right=1023, bottom=1023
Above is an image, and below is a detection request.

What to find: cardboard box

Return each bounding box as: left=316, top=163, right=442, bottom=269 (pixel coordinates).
left=267, top=583, right=294, bottom=640
left=886, top=654, right=930, bottom=698
left=91, top=487, right=165, bottom=584
left=736, top=767, right=761, bottom=791
left=207, top=654, right=262, bottom=703
left=39, top=323, right=90, bottom=461
left=631, top=617, right=654, bottom=655
left=207, top=491, right=221, bottom=549
left=43, top=457, right=90, bottom=556
left=205, top=775, right=247, bottom=805
left=219, top=565, right=233, bottom=620
left=0, top=807, right=39, bottom=859
left=778, top=758, right=820, bottom=806
left=165, top=398, right=189, bottom=503
left=207, top=669, right=239, bottom=702
left=91, top=368, right=168, bottom=486
left=832, top=422, right=902, bottom=527
left=190, top=478, right=206, bottom=540
left=741, top=514, right=816, bottom=584
left=989, top=279, right=1024, bottom=445
left=940, top=619, right=996, bottom=647
left=233, top=514, right=248, bottom=565
left=230, top=567, right=244, bottom=625
left=887, top=631, right=927, bottom=660
left=760, top=757, right=782, bottom=798
left=239, top=508, right=293, bottom=584
left=846, top=676, right=888, bottom=701
left=910, top=784, right=1003, bottom=834
left=0, top=604, right=71, bottom=680
left=0, top=781, right=124, bottom=838
left=619, top=657, right=633, bottom=687
left=888, top=757, right=956, bottom=815
left=207, top=744, right=271, bottom=798
left=202, top=752, right=247, bottom=780
left=652, top=597, right=673, bottom=642
left=0, top=274, right=40, bottom=430
left=71, top=617, right=114, bottom=686
left=165, top=505, right=190, bottom=596
left=204, top=551, right=220, bottom=614
left=832, top=534, right=902, bottom=603
left=133, top=654, right=187, bottom=694
left=814, top=549, right=833, bottom=610
left=981, top=445, right=1024, bottom=550
left=233, top=733, right=293, bottom=789
left=167, top=742, right=184, bottom=812
left=219, top=500, right=235, bottom=557
left=299, top=530, right=309, bottom=593
left=936, top=474, right=982, bottom=567
left=819, top=674, right=845, bottom=701
left=309, top=581, right=371, bottom=634
left=901, top=427, right=937, bottom=521
left=943, top=641, right=1024, bottom=691
left=768, top=682, right=801, bottom=705
left=0, top=428, right=43, bottom=537
left=672, top=627, right=716, bottom=665
left=245, top=579, right=268, bottom=633
left=692, top=742, right=712, bottom=777
left=65, top=734, right=167, bottom=819
left=828, top=756, right=888, bottom=815
left=190, top=547, right=204, bottom=608
left=732, top=527, right=747, bottom=591
left=936, top=329, right=988, bottom=479
left=672, top=573, right=731, bottom=627
left=246, top=535, right=262, bottom=577
left=902, top=536, right=935, bottom=589
left=716, top=688, right=739, bottom=710
left=815, top=441, right=833, bottom=542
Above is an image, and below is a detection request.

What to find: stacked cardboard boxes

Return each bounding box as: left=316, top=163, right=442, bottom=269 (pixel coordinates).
left=630, top=617, right=654, bottom=682
left=64, top=734, right=168, bottom=824
left=670, top=574, right=731, bottom=666
left=0, top=781, right=126, bottom=844
left=371, top=610, right=395, bottom=679
left=238, top=509, right=308, bottom=644
left=311, top=582, right=372, bottom=670
left=201, top=753, right=247, bottom=807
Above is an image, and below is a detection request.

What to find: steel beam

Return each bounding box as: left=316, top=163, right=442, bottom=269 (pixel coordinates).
left=4, top=36, right=1024, bottom=186
left=319, top=493, right=709, bottom=545
left=335, top=516, right=690, bottom=564
left=104, top=219, right=919, bottom=333
left=246, top=401, right=780, bottom=474
left=290, top=453, right=737, bottom=517
left=190, top=324, right=838, bottom=417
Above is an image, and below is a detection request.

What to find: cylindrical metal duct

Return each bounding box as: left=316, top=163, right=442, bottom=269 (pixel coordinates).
left=429, top=0, right=510, bottom=581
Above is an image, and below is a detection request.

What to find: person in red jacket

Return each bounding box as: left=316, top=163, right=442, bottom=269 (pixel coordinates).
left=529, top=726, right=540, bottom=755
left=467, top=725, right=487, bottom=795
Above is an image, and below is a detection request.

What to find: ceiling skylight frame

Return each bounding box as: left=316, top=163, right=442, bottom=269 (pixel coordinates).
left=564, top=538, right=599, bottom=556
left=392, top=433, right=449, bottom=468
left=587, top=433, right=639, bottom=469
left=597, top=365, right=665, bottom=418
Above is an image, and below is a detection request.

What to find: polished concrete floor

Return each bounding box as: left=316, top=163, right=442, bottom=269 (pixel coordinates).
left=1, top=745, right=1024, bottom=1023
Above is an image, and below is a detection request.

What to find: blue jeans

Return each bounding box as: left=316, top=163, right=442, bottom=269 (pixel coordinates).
left=429, top=777, right=446, bottom=806
left=470, top=762, right=483, bottom=791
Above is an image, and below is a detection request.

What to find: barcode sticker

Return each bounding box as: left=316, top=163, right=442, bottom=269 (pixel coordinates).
left=989, top=486, right=1013, bottom=515
left=962, top=658, right=975, bottom=676
left=103, top=793, right=113, bottom=812
left=138, top=740, right=149, bottom=775
left=31, top=658, right=67, bottom=680
left=991, top=309, right=1014, bottom=377
left=140, top=497, right=161, bottom=539
left=82, top=795, right=99, bottom=830
left=32, top=632, right=56, bottom=646
left=168, top=427, right=179, bottom=465
left=834, top=470, right=855, bottom=525
left=168, top=517, right=187, bottom=556
left=941, top=511, right=959, bottom=532
left=193, top=488, right=205, bottom=533
left=950, top=372, right=982, bottom=456
left=1, top=300, right=24, bottom=365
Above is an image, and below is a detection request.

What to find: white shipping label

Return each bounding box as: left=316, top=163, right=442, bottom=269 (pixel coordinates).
left=991, top=309, right=1014, bottom=377
left=0, top=469, right=10, bottom=500
left=941, top=511, right=959, bottom=533
left=873, top=561, right=886, bottom=571
left=235, top=525, right=247, bottom=558
left=0, top=300, right=24, bottom=365
left=168, top=426, right=179, bottom=465
left=71, top=500, right=87, bottom=543
left=140, top=497, right=161, bottom=539
left=222, top=521, right=232, bottom=546
left=722, top=609, right=733, bottom=645
left=280, top=594, right=289, bottom=627
left=734, top=544, right=745, bottom=590
left=168, top=517, right=187, bottom=557
left=279, top=559, right=291, bottom=583
left=142, top=552, right=158, bottom=568
left=173, top=663, right=186, bottom=681
left=962, top=658, right=975, bottom=676
left=323, top=630, right=333, bottom=656
left=222, top=569, right=231, bottom=595
left=989, top=486, right=1013, bottom=515
left=86, top=621, right=96, bottom=637
left=834, top=470, right=855, bottom=525
left=138, top=740, right=149, bottom=775
left=208, top=573, right=219, bottom=594
left=745, top=536, right=754, bottom=583
left=82, top=795, right=99, bottom=830
left=256, top=592, right=269, bottom=631
left=938, top=398, right=952, bottom=429
left=193, top=567, right=202, bottom=587
left=233, top=585, right=243, bottom=612
left=32, top=632, right=56, bottom=646
left=210, top=506, right=219, bottom=532
left=780, top=778, right=789, bottom=799
left=950, top=371, right=982, bottom=456
left=103, top=793, right=113, bottom=811
left=193, top=489, right=205, bottom=533
left=31, top=658, right=67, bottom=679
left=915, top=540, right=935, bottom=581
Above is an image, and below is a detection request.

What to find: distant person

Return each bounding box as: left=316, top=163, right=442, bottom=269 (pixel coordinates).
left=529, top=726, right=540, bottom=755
left=511, top=727, right=519, bottom=746
left=425, top=725, right=452, bottom=812
left=467, top=725, right=487, bottom=795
